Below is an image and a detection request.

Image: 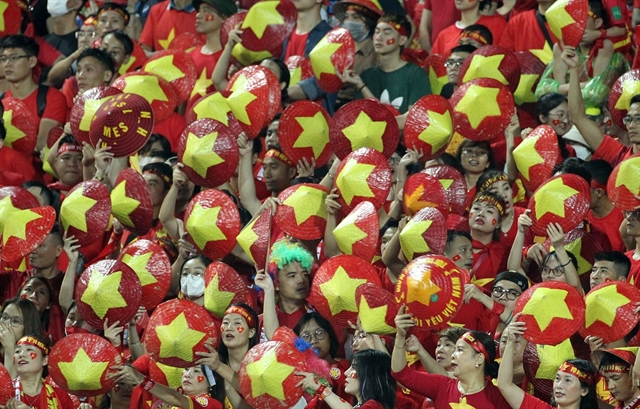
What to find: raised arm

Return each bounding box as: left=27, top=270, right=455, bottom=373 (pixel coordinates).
left=497, top=320, right=527, bottom=409
left=254, top=269, right=278, bottom=340
left=236, top=134, right=262, bottom=216
left=547, top=222, right=582, bottom=292
left=391, top=305, right=414, bottom=373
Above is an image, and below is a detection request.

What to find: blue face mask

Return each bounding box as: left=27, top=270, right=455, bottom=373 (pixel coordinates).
left=342, top=20, right=369, bottom=43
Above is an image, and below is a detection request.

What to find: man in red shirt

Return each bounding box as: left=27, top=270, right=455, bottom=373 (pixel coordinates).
left=139, top=0, right=199, bottom=52
left=622, top=210, right=640, bottom=288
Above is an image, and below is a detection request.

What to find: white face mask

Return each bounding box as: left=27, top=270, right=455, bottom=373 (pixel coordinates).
left=47, top=0, right=72, bottom=17
left=180, top=275, right=205, bottom=298
left=572, top=145, right=592, bottom=161
left=138, top=156, right=152, bottom=170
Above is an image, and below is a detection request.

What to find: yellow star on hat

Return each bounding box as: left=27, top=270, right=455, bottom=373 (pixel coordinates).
left=156, top=312, right=206, bottom=361
left=282, top=185, right=327, bottom=225
left=427, top=65, right=448, bottom=96
left=145, top=54, right=186, bottom=82
left=121, top=251, right=157, bottom=286
left=191, top=68, right=211, bottom=100
left=514, top=74, right=540, bottom=105
left=342, top=112, right=386, bottom=152
left=58, top=348, right=109, bottom=391
left=336, top=158, right=376, bottom=205
left=80, top=96, right=114, bottom=132
left=455, top=84, right=501, bottom=129
left=236, top=217, right=262, bottom=264
left=122, top=75, right=169, bottom=104
left=400, top=219, right=434, bottom=260
left=513, top=135, right=546, bottom=181
left=585, top=284, right=630, bottom=327
left=61, top=186, right=98, bottom=233
left=534, top=177, right=579, bottom=219
left=80, top=270, right=128, bottom=319
left=614, top=156, right=640, bottom=195
left=241, top=1, right=285, bottom=39
left=333, top=211, right=368, bottom=255
left=186, top=203, right=226, bottom=249
left=529, top=42, right=553, bottom=65
left=204, top=274, right=236, bottom=317
left=521, top=287, right=573, bottom=331
left=534, top=339, right=576, bottom=379
left=405, top=272, right=441, bottom=305
left=245, top=347, right=294, bottom=399
left=615, top=78, right=640, bottom=110
left=293, top=112, right=330, bottom=158
left=358, top=297, right=395, bottom=334
left=2, top=208, right=41, bottom=246
left=319, top=266, right=367, bottom=315
left=182, top=131, right=225, bottom=178
left=418, top=110, right=452, bottom=154
left=462, top=54, right=508, bottom=85
left=0, top=1, right=9, bottom=32
left=193, top=92, right=232, bottom=125
left=546, top=0, right=577, bottom=40
left=111, top=181, right=140, bottom=228
left=227, top=74, right=258, bottom=125
left=310, top=36, right=342, bottom=77
left=0, top=194, right=22, bottom=232
left=3, top=109, right=25, bottom=148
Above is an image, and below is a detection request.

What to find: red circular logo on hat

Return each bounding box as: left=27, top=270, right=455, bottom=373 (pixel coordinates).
left=609, top=69, right=640, bottom=129
left=1, top=206, right=56, bottom=262
left=275, top=183, right=329, bottom=241
left=279, top=101, right=333, bottom=168
left=239, top=0, right=297, bottom=52
left=143, top=50, right=197, bottom=104
left=111, top=72, right=178, bottom=122
left=204, top=261, right=254, bottom=318
left=403, top=172, right=449, bottom=218
left=608, top=154, right=640, bottom=210
left=514, top=281, right=585, bottom=346
left=404, top=95, right=454, bottom=161
left=75, top=259, right=142, bottom=329
left=356, top=283, right=398, bottom=335
left=422, top=165, right=467, bottom=216
left=2, top=97, right=38, bottom=155
left=513, top=125, right=560, bottom=192
left=458, top=45, right=521, bottom=94
left=70, top=86, right=123, bottom=146
left=310, top=27, right=355, bottom=93
left=111, top=167, right=154, bottom=236
left=333, top=201, right=379, bottom=263
left=400, top=207, right=447, bottom=261
left=60, top=180, right=111, bottom=247
left=286, top=56, right=314, bottom=87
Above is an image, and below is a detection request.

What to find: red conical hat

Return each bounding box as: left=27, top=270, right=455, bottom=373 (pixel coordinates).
left=309, top=27, right=355, bottom=93
left=404, top=95, right=454, bottom=161
left=278, top=101, right=333, bottom=167
left=399, top=207, right=447, bottom=261
left=187, top=90, right=234, bottom=124
left=356, top=283, right=398, bottom=335
left=144, top=299, right=219, bottom=368
left=70, top=86, right=123, bottom=146
left=450, top=78, right=515, bottom=141
left=1, top=206, right=55, bottom=262
left=149, top=358, right=183, bottom=389
left=422, top=165, right=467, bottom=216
left=546, top=0, right=588, bottom=47
left=579, top=281, right=640, bottom=344
left=118, top=239, right=172, bottom=311
left=204, top=261, right=253, bottom=318
left=177, top=118, right=240, bottom=188
left=0, top=364, right=11, bottom=405
left=513, top=125, right=560, bottom=192
left=220, top=11, right=246, bottom=46
left=403, top=172, right=449, bottom=217
left=513, top=51, right=546, bottom=127
left=111, top=72, right=178, bottom=122
left=514, top=281, right=585, bottom=345
left=527, top=173, right=591, bottom=235
left=609, top=69, right=640, bottom=129
left=311, top=255, right=381, bottom=328
left=239, top=0, right=297, bottom=51
left=592, top=347, right=638, bottom=370
left=2, top=97, right=38, bottom=154
left=333, top=147, right=392, bottom=215
left=111, top=167, right=154, bottom=236
left=184, top=189, right=240, bottom=260
left=423, top=54, right=448, bottom=96
left=143, top=49, right=197, bottom=104
left=75, top=259, right=142, bottom=329
left=60, top=180, right=111, bottom=246
left=395, top=255, right=465, bottom=330
left=458, top=45, right=521, bottom=94
left=236, top=210, right=271, bottom=269
left=286, top=56, right=313, bottom=87
left=0, top=0, right=22, bottom=36
left=168, top=32, right=205, bottom=52
left=232, top=43, right=283, bottom=67
left=608, top=154, right=640, bottom=210
left=0, top=187, right=40, bottom=233
left=48, top=334, right=123, bottom=396
left=330, top=99, right=399, bottom=160
left=275, top=183, right=329, bottom=240
left=333, top=201, right=378, bottom=263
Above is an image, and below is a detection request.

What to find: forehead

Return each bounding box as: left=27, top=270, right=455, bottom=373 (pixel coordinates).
left=267, top=120, right=279, bottom=132
left=494, top=279, right=520, bottom=291
left=628, top=102, right=640, bottom=114
left=263, top=157, right=284, bottom=167
left=1, top=47, right=26, bottom=55
left=375, top=22, right=396, bottom=31
left=549, top=102, right=568, bottom=112
left=143, top=173, right=163, bottom=184
left=78, top=56, right=102, bottom=68
left=450, top=235, right=471, bottom=248
left=102, top=35, right=124, bottom=48
left=450, top=52, right=470, bottom=60
left=3, top=303, right=21, bottom=316
left=99, top=10, right=125, bottom=22
left=183, top=258, right=206, bottom=269
left=279, top=261, right=304, bottom=274
left=24, top=279, right=48, bottom=290
left=471, top=200, right=497, bottom=211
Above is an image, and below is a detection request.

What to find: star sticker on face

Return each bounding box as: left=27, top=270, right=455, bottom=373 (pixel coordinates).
left=399, top=219, right=434, bottom=261
left=3, top=109, right=25, bottom=148
left=227, top=74, right=258, bottom=125
left=193, top=92, right=232, bottom=125
left=122, top=75, right=169, bottom=105
left=293, top=112, right=330, bottom=158
left=310, top=37, right=342, bottom=77
left=80, top=270, right=128, bottom=319
left=546, top=0, right=577, bottom=40
left=121, top=251, right=157, bottom=286
left=521, top=287, right=573, bottom=331
left=614, top=156, right=640, bottom=195
left=342, top=112, right=387, bottom=152
left=333, top=212, right=368, bottom=255
left=615, top=78, right=640, bottom=110
left=455, top=85, right=501, bottom=129
left=418, top=110, right=452, bottom=154
left=241, top=1, right=285, bottom=39
left=61, top=186, right=98, bottom=233
left=186, top=203, right=226, bottom=250
left=282, top=185, right=327, bottom=225
left=462, top=54, right=508, bottom=85
left=58, top=348, right=109, bottom=391
left=358, top=297, right=395, bottom=334
left=204, top=274, right=236, bottom=317
left=145, top=55, right=185, bottom=82
left=513, top=135, right=545, bottom=181
left=405, top=272, right=441, bottom=305
left=2, top=208, right=41, bottom=246
left=245, top=347, right=294, bottom=399
left=336, top=158, right=376, bottom=205
left=182, top=131, right=225, bottom=178
left=111, top=180, right=141, bottom=228
left=319, top=266, right=367, bottom=315
left=156, top=312, right=206, bottom=361
left=585, top=284, right=630, bottom=327
left=534, top=178, right=579, bottom=219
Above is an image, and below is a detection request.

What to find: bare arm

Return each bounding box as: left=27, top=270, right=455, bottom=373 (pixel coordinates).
left=547, top=223, right=582, bottom=293
left=254, top=270, right=278, bottom=340
left=497, top=320, right=527, bottom=409
left=418, top=8, right=433, bottom=53
left=381, top=217, right=408, bottom=282
left=59, top=235, right=80, bottom=314
left=406, top=334, right=448, bottom=376
left=323, top=189, right=342, bottom=258
left=47, top=47, right=84, bottom=87
left=159, top=164, right=189, bottom=243
left=236, top=134, right=263, bottom=216
left=212, top=28, right=242, bottom=91
left=506, top=212, right=529, bottom=275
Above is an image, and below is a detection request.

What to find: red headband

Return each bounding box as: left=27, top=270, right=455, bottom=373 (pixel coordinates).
left=389, top=22, right=409, bottom=37
left=461, top=332, right=490, bottom=362
left=264, top=149, right=293, bottom=167
left=17, top=336, right=49, bottom=355
left=558, top=362, right=594, bottom=385
left=225, top=306, right=255, bottom=328
left=600, top=364, right=631, bottom=373
left=460, top=30, right=489, bottom=46
left=472, top=193, right=505, bottom=217
left=83, top=16, right=98, bottom=26
left=57, top=144, right=83, bottom=157
left=98, top=6, right=130, bottom=25
left=479, top=174, right=508, bottom=192
left=143, top=169, right=171, bottom=188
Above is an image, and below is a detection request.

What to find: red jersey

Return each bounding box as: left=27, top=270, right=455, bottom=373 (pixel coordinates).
left=4, top=86, right=67, bottom=126
left=587, top=208, right=626, bottom=252
left=498, top=9, right=557, bottom=64
left=186, top=393, right=223, bottom=409
left=423, top=0, right=460, bottom=44
left=188, top=47, right=223, bottom=112
left=431, top=15, right=507, bottom=57
left=13, top=378, right=75, bottom=409
left=519, top=393, right=556, bottom=409
left=0, top=146, right=37, bottom=186
left=140, top=1, right=199, bottom=51
left=499, top=206, right=527, bottom=250
left=592, top=135, right=634, bottom=168
left=285, top=30, right=309, bottom=59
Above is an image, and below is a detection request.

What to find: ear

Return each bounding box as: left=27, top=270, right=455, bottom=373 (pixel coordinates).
left=248, top=328, right=256, bottom=339
left=594, top=17, right=603, bottom=29
left=581, top=387, right=588, bottom=397
left=104, top=69, right=114, bottom=84
left=55, top=244, right=63, bottom=258
left=398, top=35, right=408, bottom=47
left=538, top=114, right=547, bottom=124
left=43, top=355, right=48, bottom=366
left=28, top=55, right=37, bottom=69
left=122, top=54, right=131, bottom=65
left=288, top=166, right=297, bottom=179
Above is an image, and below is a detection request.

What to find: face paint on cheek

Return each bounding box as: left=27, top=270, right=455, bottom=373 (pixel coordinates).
left=237, top=326, right=245, bottom=333
left=220, top=325, right=225, bottom=333
left=205, top=14, right=215, bottom=21
left=386, top=38, right=395, bottom=45
left=452, top=254, right=461, bottom=261
left=491, top=219, right=497, bottom=226
left=552, top=119, right=561, bottom=126
left=30, top=352, right=37, bottom=360
left=348, top=372, right=357, bottom=379
left=197, top=375, right=205, bottom=383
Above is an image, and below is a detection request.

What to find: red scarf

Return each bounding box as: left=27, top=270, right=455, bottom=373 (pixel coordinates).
left=13, top=378, right=59, bottom=409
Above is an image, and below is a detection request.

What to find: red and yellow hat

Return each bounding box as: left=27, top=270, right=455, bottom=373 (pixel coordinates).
left=513, top=51, right=546, bottom=127
left=404, top=95, right=454, bottom=161
left=545, top=0, right=588, bottom=47
left=423, top=165, right=467, bottom=216
left=70, top=86, right=123, bottom=146
left=111, top=167, right=154, bottom=236
left=239, top=341, right=307, bottom=409
left=513, top=125, right=561, bottom=192
left=48, top=334, right=123, bottom=396
left=144, top=299, right=219, bottom=368
left=2, top=97, right=38, bottom=155
left=458, top=45, right=521, bottom=94
left=118, top=239, right=172, bottom=311
left=278, top=101, right=333, bottom=168
left=333, top=201, right=378, bottom=263
left=142, top=49, right=197, bottom=104
left=399, top=207, right=447, bottom=261
left=239, top=0, right=297, bottom=52
left=579, top=281, right=640, bottom=344
left=423, top=54, right=448, bottom=96
left=607, top=154, right=640, bottom=210
left=0, top=186, right=40, bottom=237
left=60, top=180, right=111, bottom=246
left=177, top=118, right=241, bottom=188
left=220, top=11, right=246, bottom=46
left=0, top=363, right=11, bottom=405
left=309, top=27, right=355, bottom=93
left=0, top=0, right=22, bottom=36
left=514, top=281, right=585, bottom=346
left=403, top=172, right=449, bottom=217
left=187, top=90, right=233, bottom=124
left=1, top=206, right=55, bottom=262
left=286, top=56, right=314, bottom=87
left=275, top=183, right=330, bottom=240
left=236, top=210, right=271, bottom=269
left=225, top=65, right=281, bottom=138
left=310, top=254, right=381, bottom=328
left=330, top=99, right=399, bottom=160
left=450, top=78, right=515, bottom=141
left=149, top=357, right=184, bottom=389
left=111, top=72, right=178, bottom=122
left=333, top=147, right=393, bottom=215
left=395, top=255, right=465, bottom=330
left=527, top=173, right=591, bottom=236
left=356, top=283, right=398, bottom=335
left=168, top=32, right=205, bottom=52
left=184, top=189, right=241, bottom=260
left=75, top=259, right=142, bottom=329
left=608, top=69, right=640, bottom=129
left=204, top=261, right=254, bottom=318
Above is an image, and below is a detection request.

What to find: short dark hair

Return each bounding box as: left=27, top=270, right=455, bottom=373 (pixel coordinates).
left=351, top=350, right=396, bottom=409
left=142, top=162, right=173, bottom=190
left=138, top=133, right=172, bottom=157
left=264, top=58, right=289, bottom=90
left=98, top=2, right=130, bottom=25
left=536, top=93, right=572, bottom=159
left=630, top=94, right=640, bottom=107
left=294, top=311, right=339, bottom=358
left=78, top=47, right=116, bottom=77
left=582, top=159, right=612, bottom=187
left=588, top=0, right=608, bottom=26
left=461, top=24, right=493, bottom=45
left=103, top=29, right=134, bottom=56
left=450, top=44, right=478, bottom=55
left=59, top=134, right=81, bottom=150
left=438, top=327, right=467, bottom=344
left=551, top=359, right=598, bottom=409
left=552, top=157, right=592, bottom=185
left=594, top=251, right=631, bottom=279
left=475, top=169, right=508, bottom=193
left=1, top=297, right=44, bottom=339
left=0, top=35, right=39, bottom=56
left=446, top=230, right=472, bottom=249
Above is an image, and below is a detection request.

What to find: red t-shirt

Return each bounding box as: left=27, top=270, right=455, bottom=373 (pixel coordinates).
left=587, top=208, right=626, bottom=252
left=498, top=9, right=557, bottom=65
left=139, top=1, right=199, bottom=51
left=499, top=206, right=527, bottom=250
left=4, top=86, right=67, bottom=126
left=0, top=146, right=37, bottom=186
left=285, top=30, right=309, bottom=59
left=431, top=15, right=507, bottom=57
left=593, top=135, right=634, bottom=168
left=13, top=379, right=75, bottom=409
left=471, top=239, right=509, bottom=290
left=188, top=393, right=223, bottom=409
left=187, top=47, right=223, bottom=112
left=423, top=0, right=460, bottom=44
left=509, top=0, right=537, bottom=18
left=61, top=76, right=78, bottom=112
left=519, top=393, right=555, bottom=409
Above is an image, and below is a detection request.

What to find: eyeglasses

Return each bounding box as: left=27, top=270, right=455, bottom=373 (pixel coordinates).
left=1, top=314, right=24, bottom=327
left=444, top=59, right=464, bottom=68
left=461, top=148, right=488, bottom=157
left=75, top=31, right=96, bottom=38
left=624, top=210, right=640, bottom=221
left=0, top=55, right=31, bottom=64
left=300, top=328, right=327, bottom=343
left=623, top=116, right=640, bottom=126
left=491, top=286, right=521, bottom=301
left=541, top=266, right=565, bottom=277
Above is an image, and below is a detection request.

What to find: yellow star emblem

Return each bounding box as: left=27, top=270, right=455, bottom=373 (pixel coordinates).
left=241, top=1, right=284, bottom=39
left=561, top=238, right=591, bottom=275
left=405, top=185, right=439, bottom=210
left=145, top=55, right=185, bottom=82
left=282, top=185, right=327, bottom=225
left=185, top=203, right=226, bottom=249
left=471, top=277, right=494, bottom=288
left=333, top=211, right=368, bottom=255
left=615, top=78, right=640, bottom=110
left=2, top=208, right=41, bottom=246
left=190, top=68, right=211, bottom=100
left=514, top=74, right=540, bottom=105
left=236, top=218, right=260, bottom=264
left=534, top=178, right=579, bottom=219
left=155, top=361, right=184, bottom=389
left=585, top=284, right=630, bottom=327
left=193, top=92, right=231, bottom=125
left=461, top=54, right=508, bottom=85
left=405, top=272, right=441, bottom=305
left=534, top=339, right=576, bottom=379
left=418, top=110, right=452, bottom=154
left=182, top=131, right=225, bottom=178
left=156, top=313, right=206, bottom=361
left=427, top=66, right=448, bottom=96
left=319, top=266, right=367, bottom=315
left=81, top=96, right=114, bottom=132
left=227, top=74, right=257, bottom=125
left=293, top=112, right=330, bottom=158
left=246, top=347, right=294, bottom=399
left=336, top=158, right=376, bottom=205
left=454, top=85, right=501, bottom=129
left=450, top=397, right=477, bottom=408
left=3, top=109, right=25, bottom=148
left=615, top=156, right=640, bottom=195
left=342, top=112, right=387, bottom=152
left=290, top=66, right=302, bottom=86
left=310, top=37, right=342, bottom=77
left=358, top=297, right=395, bottom=334
left=399, top=219, right=433, bottom=260
left=58, top=348, right=109, bottom=391
left=513, top=134, right=546, bottom=181
left=118, top=55, right=137, bottom=75
left=121, top=251, right=157, bottom=286
left=439, top=179, right=453, bottom=190
left=204, top=274, right=236, bottom=317
left=158, top=28, right=176, bottom=50
left=521, top=287, right=573, bottom=331
left=231, top=43, right=275, bottom=66
left=0, top=195, right=21, bottom=232
left=122, top=75, right=169, bottom=105
left=110, top=181, right=140, bottom=228
left=546, top=0, right=577, bottom=40
left=61, top=186, right=97, bottom=233
left=80, top=270, right=128, bottom=319
left=529, top=42, right=553, bottom=65
left=0, top=1, right=8, bottom=32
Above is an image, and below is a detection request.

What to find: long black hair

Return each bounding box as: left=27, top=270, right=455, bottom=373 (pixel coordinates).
left=536, top=93, right=571, bottom=159
left=218, top=303, right=259, bottom=366
left=466, top=330, right=499, bottom=378
left=351, top=350, right=396, bottom=409
left=551, top=359, right=599, bottom=409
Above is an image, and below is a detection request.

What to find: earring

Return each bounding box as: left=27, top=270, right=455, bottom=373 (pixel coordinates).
left=475, top=363, right=479, bottom=368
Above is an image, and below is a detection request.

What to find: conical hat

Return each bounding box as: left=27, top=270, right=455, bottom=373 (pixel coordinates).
left=236, top=210, right=271, bottom=269
left=0, top=186, right=40, bottom=233
left=546, top=0, right=588, bottom=47
left=111, top=168, right=153, bottom=236
left=399, top=207, right=447, bottom=261
left=204, top=261, right=253, bottom=318
left=513, top=125, right=560, bottom=192
left=70, top=86, right=123, bottom=146
left=356, top=283, right=397, bottom=335
left=422, top=165, right=467, bottom=216
left=404, top=95, right=454, bottom=161
left=1, top=206, right=55, bottom=262
left=0, top=364, right=10, bottom=405
left=60, top=180, right=111, bottom=246
left=309, top=27, right=355, bottom=93
left=609, top=69, right=640, bottom=128
left=458, top=45, right=521, bottom=94
left=2, top=97, right=38, bottom=154
left=143, top=49, right=197, bottom=104
left=333, top=201, right=378, bottom=263
left=111, top=72, right=178, bottom=122
left=239, top=0, right=297, bottom=51
left=286, top=56, right=313, bottom=87
left=607, top=154, right=640, bottom=210
left=0, top=0, right=22, bottom=36
left=274, top=183, right=329, bottom=240
left=186, top=90, right=233, bottom=125
left=278, top=100, right=333, bottom=167
left=423, top=54, right=448, bottom=96
left=403, top=172, right=449, bottom=217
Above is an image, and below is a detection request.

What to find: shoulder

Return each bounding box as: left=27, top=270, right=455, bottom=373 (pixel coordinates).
left=360, top=400, right=385, bottom=409
left=191, top=393, right=223, bottom=409
left=402, top=62, right=428, bottom=76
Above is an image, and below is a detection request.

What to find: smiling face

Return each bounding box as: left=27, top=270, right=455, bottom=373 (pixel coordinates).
left=181, top=366, right=210, bottom=395
left=541, top=101, right=572, bottom=137
left=221, top=312, right=254, bottom=349
left=14, top=343, right=47, bottom=375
